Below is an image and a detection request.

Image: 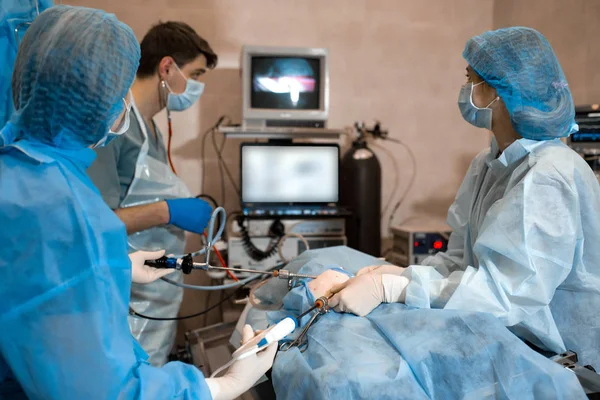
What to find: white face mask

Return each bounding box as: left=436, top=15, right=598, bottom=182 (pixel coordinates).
left=94, top=98, right=131, bottom=148
left=163, top=62, right=205, bottom=111
left=458, top=81, right=499, bottom=130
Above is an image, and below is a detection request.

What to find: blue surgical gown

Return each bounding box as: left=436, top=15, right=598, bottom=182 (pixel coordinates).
left=0, top=0, right=54, bottom=128
left=403, top=137, right=600, bottom=369
left=0, top=136, right=212, bottom=399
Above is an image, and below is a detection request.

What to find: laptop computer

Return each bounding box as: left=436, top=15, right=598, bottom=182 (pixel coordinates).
left=240, top=142, right=347, bottom=217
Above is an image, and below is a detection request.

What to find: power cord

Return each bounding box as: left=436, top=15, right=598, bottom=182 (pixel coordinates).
left=130, top=289, right=240, bottom=321
left=211, top=126, right=241, bottom=197
left=200, top=116, right=241, bottom=210
left=201, top=116, right=230, bottom=195
left=211, top=127, right=227, bottom=205
left=386, top=136, right=417, bottom=232
left=371, top=141, right=401, bottom=223
left=195, top=193, right=224, bottom=240
left=196, top=193, right=218, bottom=208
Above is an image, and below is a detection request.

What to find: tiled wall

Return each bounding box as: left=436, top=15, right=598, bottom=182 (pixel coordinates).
left=64, top=0, right=599, bottom=333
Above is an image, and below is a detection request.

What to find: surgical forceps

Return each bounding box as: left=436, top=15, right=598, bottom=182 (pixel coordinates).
left=279, top=295, right=332, bottom=353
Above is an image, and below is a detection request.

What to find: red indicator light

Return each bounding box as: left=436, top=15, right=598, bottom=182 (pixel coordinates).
left=433, top=240, right=443, bottom=250
left=414, top=241, right=420, bottom=248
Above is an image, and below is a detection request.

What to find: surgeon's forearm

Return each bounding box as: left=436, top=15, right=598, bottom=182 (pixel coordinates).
left=400, top=266, right=464, bottom=309
left=114, top=202, right=170, bottom=234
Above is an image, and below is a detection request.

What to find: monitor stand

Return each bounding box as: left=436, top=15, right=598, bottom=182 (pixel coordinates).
left=267, top=138, right=293, bottom=145
left=218, top=125, right=343, bottom=140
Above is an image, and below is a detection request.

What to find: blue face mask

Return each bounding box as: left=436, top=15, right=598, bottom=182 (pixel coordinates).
left=458, top=82, right=498, bottom=130
left=94, top=98, right=131, bottom=148
left=164, top=63, right=205, bottom=111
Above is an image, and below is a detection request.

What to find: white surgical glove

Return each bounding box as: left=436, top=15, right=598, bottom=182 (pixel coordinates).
left=129, top=250, right=174, bottom=284
left=356, top=264, right=406, bottom=277
left=205, top=325, right=277, bottom=400
left=308, top=269, right=350, bottom=300
left=329, top=273, right=410, bottom=316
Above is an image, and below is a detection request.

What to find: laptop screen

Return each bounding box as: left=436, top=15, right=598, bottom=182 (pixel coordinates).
left=241, top=144, right=339, bottom=205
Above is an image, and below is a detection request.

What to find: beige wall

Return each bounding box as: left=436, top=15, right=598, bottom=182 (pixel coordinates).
left=63, top=1, right=599, bottom=334
left=68, top=0, right=493, bottom=231
left=493, top=0, right=600, bottom=105
left=65, top=0, right=495, bottom=335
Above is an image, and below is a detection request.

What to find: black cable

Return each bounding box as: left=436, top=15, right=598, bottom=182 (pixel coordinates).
left=371, top=142, right=400, bottom=221
left=211, top=127, right=241, bottom=197
left=211, top=127, right=227, bottom=206
left=201, top=127, right=214, bottom=195
left=130, top=289, right=239, bottom=321
left=386, top=137, right=417, bottom=232
left=236, top=216, right=284, bottom=262
left=201, top=116, right=230, bottom=195
left=195, top=193, right=224, bottom=239
left=195, top=193, right=219, bottom=208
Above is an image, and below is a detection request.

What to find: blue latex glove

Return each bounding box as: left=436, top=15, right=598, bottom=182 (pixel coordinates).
left=165, top=198, right=213, bottom=234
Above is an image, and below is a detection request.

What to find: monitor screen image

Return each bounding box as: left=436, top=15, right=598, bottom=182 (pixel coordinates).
left=251, top=56, right=321, bottom=110
left=242, top=145, right=338, bottom=204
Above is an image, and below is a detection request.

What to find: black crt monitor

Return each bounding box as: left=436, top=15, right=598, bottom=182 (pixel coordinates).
left=240, top=143, right=340, bottom=214
left=241, top=46, right=329, bottom=128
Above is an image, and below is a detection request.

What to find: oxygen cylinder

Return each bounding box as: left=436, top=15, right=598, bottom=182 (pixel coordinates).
left=341, top=140, right=381, bottom=256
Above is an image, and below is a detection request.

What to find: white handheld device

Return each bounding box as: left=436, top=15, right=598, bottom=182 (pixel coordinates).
left=232, top=317, right=297, bottom=361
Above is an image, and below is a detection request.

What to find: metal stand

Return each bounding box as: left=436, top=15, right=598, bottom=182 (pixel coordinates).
left=180, top=320, right=276, bottom=400
left=551, top=351, right=600, bottom=397
left=184, top=321, right=237, bottom=376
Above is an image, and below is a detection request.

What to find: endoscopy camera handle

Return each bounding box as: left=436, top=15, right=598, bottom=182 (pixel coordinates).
left=143, top=256, right=173, bottom=269
left=144, top=254, right=194, bottom=274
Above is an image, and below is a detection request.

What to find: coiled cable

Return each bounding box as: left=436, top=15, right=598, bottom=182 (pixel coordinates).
left=236, top=216, right=284, bottom=262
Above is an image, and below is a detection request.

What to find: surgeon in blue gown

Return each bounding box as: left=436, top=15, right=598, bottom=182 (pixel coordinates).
left=0, top=6, right=275, bottom=400
left=330, top=27, right=600, bottom=369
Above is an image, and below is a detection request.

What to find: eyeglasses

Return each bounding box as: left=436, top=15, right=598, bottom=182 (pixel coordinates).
left=112, top=97, right=132, bottom=132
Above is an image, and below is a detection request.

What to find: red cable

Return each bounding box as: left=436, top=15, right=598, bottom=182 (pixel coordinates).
left=165, top=110, right=234, bottom=282
left=167, top=119, right=178, bottom=175
left=167, top=112, right=230, bottom=280
left=203, top=232, right=238, bottom=281
left=168, top=116, right=234, bottom=281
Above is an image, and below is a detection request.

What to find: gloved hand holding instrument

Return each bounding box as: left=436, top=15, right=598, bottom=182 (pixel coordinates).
left=129, top=250, right=175, bottom=284
left=205, top=324, right=280, bottom=400
left=165, top=197, right=213, bottom=234
left=356, top=264, right=406, bottom=277
left=328, top=269, right=410, bottom=317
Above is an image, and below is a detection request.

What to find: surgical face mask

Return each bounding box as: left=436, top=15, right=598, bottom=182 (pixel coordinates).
left=94, top=99, right=131, bottom=148
left=458, top=81, right=498, bottom=130
left=164, top=63, right=205, bottom=111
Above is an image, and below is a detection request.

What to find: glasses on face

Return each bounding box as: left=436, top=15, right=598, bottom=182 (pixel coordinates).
left=112, top=97, right=132, bottom=132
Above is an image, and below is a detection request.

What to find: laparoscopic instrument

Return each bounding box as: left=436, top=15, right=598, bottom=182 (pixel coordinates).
left=145, top=207, right=317, bottom=291
left=211, top=296, right=333, bottom=377
left=144, top=253, right=317, bottom=280
left=146, top=207, right=329, bottom=355
left=278, top=294, right=333, bottom=353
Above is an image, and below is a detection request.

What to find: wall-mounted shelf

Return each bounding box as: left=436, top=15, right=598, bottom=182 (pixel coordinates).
left=219, top=126, right=344, bottom=140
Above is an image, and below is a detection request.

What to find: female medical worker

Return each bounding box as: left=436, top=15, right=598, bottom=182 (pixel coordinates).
left=330, top=27, right=600, bottom=369
left=0, top=6, right=275, bottom=400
